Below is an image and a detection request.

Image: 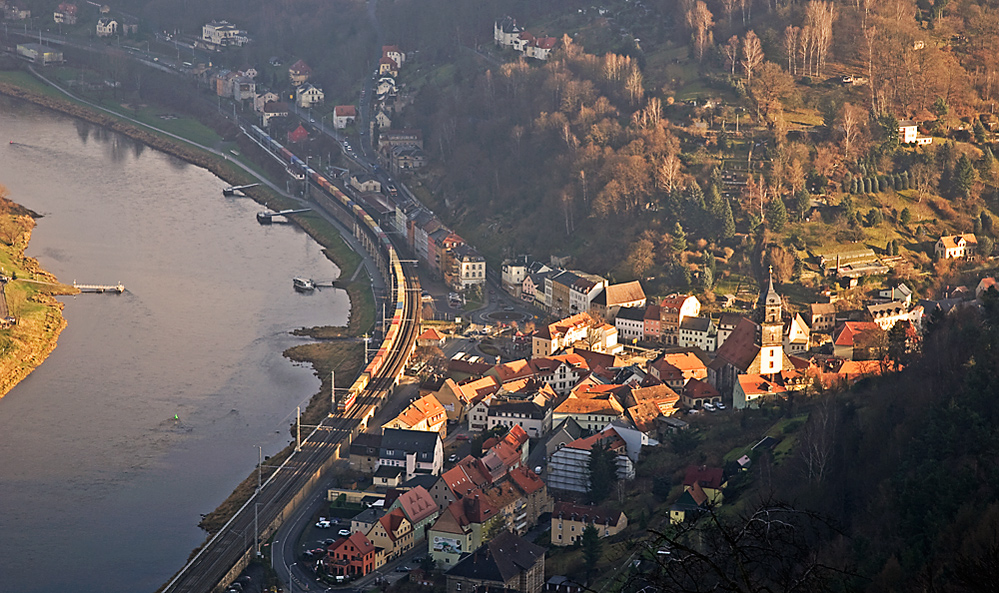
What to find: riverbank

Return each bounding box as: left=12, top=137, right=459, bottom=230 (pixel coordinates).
left=0, top=191, right=76, bottom=400
left=0, top=69, right=372, bottom=534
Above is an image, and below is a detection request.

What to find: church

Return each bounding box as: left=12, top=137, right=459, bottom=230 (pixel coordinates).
left=707, top=271, right=806, bottom=407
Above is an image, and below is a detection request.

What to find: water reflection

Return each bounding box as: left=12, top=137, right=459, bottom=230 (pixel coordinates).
left=0, top=97, right=349, bottom=593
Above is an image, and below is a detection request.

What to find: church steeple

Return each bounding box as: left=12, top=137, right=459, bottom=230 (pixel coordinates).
left=762, top=266, right=782, bottom=323
left=759, top=266, right=783, bottom=349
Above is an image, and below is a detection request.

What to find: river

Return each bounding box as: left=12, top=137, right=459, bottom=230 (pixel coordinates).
left=0, top=96, right=350, bottom=593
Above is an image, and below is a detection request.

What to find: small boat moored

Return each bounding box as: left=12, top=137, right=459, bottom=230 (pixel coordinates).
left=293, top=277, right=316, bottom=291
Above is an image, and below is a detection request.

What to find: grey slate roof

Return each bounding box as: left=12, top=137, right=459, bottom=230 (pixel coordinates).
left=446, top=530, right=545, bottom=584
left=679, top=316, right=714, bottom=333
left=381, top=428, right=440, bottom=462
left=400, top=474, right=441, bottom=491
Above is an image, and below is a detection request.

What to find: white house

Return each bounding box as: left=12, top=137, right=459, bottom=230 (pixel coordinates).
left=96, top=18, right=117, bottom=37
left=614, top=307, right=646, bottom=344
left=333, top=105, right=357, bottom=129
left=783, top=313, right=810, bottom=355
left=254, top=91, right=280, bottom=113
left=202, top=20, right=249, bottom=49
left=935, top=234, right=978, bottom=259
left=898, top=119, right=932, bottom=145
left=379, top=428, right=444, bottom=480
left=677, top=316, right=717, bottom=352
left=296, top=83, right=324, bottom=108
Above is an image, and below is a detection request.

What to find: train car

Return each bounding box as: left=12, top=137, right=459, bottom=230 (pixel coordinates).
left=335, top=388, right=357, bottom=414
left=247, top=131, right=413, bottom=405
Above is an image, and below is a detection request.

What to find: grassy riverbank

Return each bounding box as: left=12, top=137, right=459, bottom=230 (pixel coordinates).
left=0, top=66, right=374, bottom=535
left=0, top=190, right=77, bottom=400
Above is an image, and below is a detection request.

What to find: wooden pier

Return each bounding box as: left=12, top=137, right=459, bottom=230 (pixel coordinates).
left=73, top=282, right=125, bottom=294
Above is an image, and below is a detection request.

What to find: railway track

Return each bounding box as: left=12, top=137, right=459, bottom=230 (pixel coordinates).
left=161, top=266, right=418, bottom=593
left=162, top=223, right=420, bottom=593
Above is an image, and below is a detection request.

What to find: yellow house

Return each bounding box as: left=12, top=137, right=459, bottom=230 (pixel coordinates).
left=683, top=465, right=726, bottom=505
left=550, top=501, right=627, bottom=546
left=366, top=508, right=413, bottom=559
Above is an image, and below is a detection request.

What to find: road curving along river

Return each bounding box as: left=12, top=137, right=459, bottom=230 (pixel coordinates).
left=0, top=96, right=349, bottom=593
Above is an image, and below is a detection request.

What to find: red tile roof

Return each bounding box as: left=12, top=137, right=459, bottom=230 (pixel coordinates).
left=378, top=508, right=408, bottom=541
left=287, top=124, right=309, bottom=143
left=683, top=465, right=724, bottom=490
left=567, top=426, right=627, bottom=452
left=395, top=486, right=438, bottom=524
left=833, top=321, right=881, bottom=347
left=289, top=59, right=312, bottom=74
left=334, top=105, right=357, bottom=117
left=683, top=378, right=719, bottom=399
left=507, top=466, right=545, bottom=495
left=712, top=318, right=759, bottom=370
left=418, top=327, right=444, bottom=342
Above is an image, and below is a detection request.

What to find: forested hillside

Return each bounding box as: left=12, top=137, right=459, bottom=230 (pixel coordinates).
left=636, top=294, right=999, bottom=591
left=82, top=0, right=999, bottom=290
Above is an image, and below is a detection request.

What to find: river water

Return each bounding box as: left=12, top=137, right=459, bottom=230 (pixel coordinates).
left=0, top=97, right=350, bottom=593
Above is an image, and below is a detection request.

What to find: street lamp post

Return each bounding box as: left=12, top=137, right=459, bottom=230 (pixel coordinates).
left=255, top=445, right=262, bottom=492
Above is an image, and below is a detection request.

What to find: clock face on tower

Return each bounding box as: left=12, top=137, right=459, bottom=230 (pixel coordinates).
left=762, top=324, right=782, bottom=346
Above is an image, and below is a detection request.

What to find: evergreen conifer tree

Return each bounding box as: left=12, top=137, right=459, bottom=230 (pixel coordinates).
left=953, top=154, right=976, bottom=199
left=767, top=197, right=788, bottom=232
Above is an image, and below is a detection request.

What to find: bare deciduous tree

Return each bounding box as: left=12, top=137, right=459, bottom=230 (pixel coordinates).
left=838, top=102, right=864, bottom=161
left=688, top=1, right=715, bottom=61
left=723, top=35, right=740, bottom=76
left=626, top=66, right=644, bottom=106
left=799, top=395, right=839, bottom=484
left=637, top=499, right=847, bottom=593
left=805, top=1, right=836, bottom=77
left=742, top=30, right=764, bottom=84
left=657, top=153, right=683, bottom=194
left=783, top=26, right=800, bottom=75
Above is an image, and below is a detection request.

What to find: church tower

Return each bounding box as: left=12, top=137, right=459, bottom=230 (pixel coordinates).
left=758, top=267, right=785, bottom=375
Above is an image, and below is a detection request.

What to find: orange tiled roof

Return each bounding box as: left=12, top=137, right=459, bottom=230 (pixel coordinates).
left=418, top=327, right=444, bottom=341
left=507, top=466, right=545, bottom=495
left=491, top=359, right=535, bottom=383
left=833, top=321, right=880, bottom=347
left=737, top=374, right=786, bottom=396
left=390, top=393, right=445, bottom=429
left=555, top=397, right=625, bottom=416
left=938, top=233, right=977, bottom=249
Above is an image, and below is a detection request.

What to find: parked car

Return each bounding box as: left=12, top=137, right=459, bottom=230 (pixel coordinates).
left=716, top=402, right=727, bottom=411
left=338, top=529, right=352, bottom=537
left=456, top=434, right=470, bottom=441
left=448, top=454, right=458, bottom=462
left=703, top=402, right=717, bottom=412
left=316, top=518, right=331, bottom=528
left=396, top=566, right=412, bottom=572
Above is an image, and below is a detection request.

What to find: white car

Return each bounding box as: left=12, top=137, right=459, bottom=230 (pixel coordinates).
left=715, top=402, right=726, bottom=411
left=316, top=518, right=331, bottom=528
left=338, top=529, right=351, bottom=537
left=703, top=402, right=717, bottom=412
